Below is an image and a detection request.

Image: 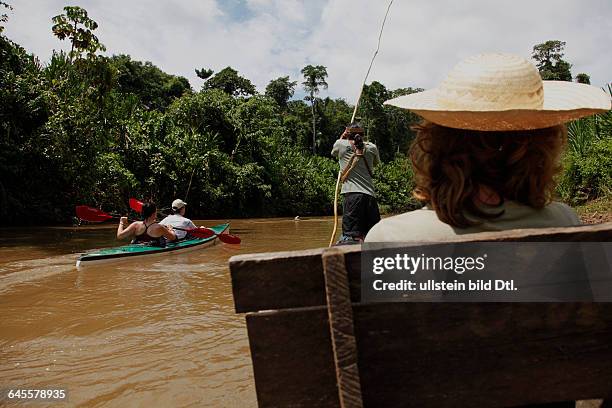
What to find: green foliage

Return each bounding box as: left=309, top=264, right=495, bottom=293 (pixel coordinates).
left=227, top=94, right=286, bottom=161
left=0, top=1, right=12, bottom=33
left=4, top=18, right=610, bottom=225
left=532, top=40, right=572, bottom=81
left=165, top=89, right=236, bottom=154
left=267, top=151, right=337, bottom=216
left=265, top=76, right=297, bottom=108
left=301, top=65, right=328, bottom=100
left=52, top=6, right=106, bottom=61
left=565, top=85, right=612, bottom=156
left=558, top=137, right=612, bottom=204
left=390, top=87, right=424, bottom=98
left=575, top=73, right=590, bottom=84
left=374, top=155, right=420, bottom=214
left=301, top=64, right=328, bottom=153
left=559, top=85, right=612, bottom=205
left=284, top=100, right=312, bottom=150
left=93, top=152, right=138, bottom=209
left=0, top=36, right=48, bottom=220
left=195, top=68, right=213, bottom=80
left=356, top=82, right=421, bottom=161
left=316, top=97, right=353, bottom=154
left=0, top=34, right=120, bottom=222
left=202, top=66, right=256, bottom=96
left=566, top=117, right=595, bottom=157
left=110, top=54, right=191, bottom=111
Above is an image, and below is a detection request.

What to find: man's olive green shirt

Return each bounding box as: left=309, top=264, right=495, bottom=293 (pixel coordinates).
left=331, top=139, right=380, bottom=197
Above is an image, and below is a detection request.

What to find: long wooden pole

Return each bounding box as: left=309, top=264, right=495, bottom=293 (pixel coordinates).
left=350, top=0, right=394, bottom=124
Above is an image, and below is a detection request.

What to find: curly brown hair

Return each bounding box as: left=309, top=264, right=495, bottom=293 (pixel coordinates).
left=409, top=121, right=567, bottom=228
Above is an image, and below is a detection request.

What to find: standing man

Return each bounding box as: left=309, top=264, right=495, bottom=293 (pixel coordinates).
left=331, top=123, right=381, bottom=244
left=159, top=199, right=197, bottom=240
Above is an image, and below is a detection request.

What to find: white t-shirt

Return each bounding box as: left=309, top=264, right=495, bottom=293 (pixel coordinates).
left=159, top=214, right=197, bottom=239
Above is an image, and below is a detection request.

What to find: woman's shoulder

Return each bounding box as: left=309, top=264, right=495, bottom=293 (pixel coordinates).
left=538, top=201, right=581, bottom=225
left=129, top=220, right=145, bottom=230
left=365, top=201, right=581, bottom=243
left=365, top=207, right=452, bottom=242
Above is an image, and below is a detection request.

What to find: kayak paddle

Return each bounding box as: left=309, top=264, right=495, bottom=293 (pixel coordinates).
left=129, top=198, right=172, bottom=217
left=75, top=205, right=116, bottom=222
left=75, top=205, right=240, bottom=242
left=129, top=198, right=143, bottom=213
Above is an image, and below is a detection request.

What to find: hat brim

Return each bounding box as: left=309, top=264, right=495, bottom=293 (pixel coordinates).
left=384, top=81, right=611, bottom=131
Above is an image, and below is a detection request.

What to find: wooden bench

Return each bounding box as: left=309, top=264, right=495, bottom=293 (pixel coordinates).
left=230, top=222, right=612, bottom=407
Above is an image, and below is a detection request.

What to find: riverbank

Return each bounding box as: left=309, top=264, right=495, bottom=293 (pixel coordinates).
left=4, top=199, right=610, bottom=229
left=576, top=197, right=612, bottom=224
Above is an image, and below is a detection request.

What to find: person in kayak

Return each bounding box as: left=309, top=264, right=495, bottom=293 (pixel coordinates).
left=159, top=199, right=197, bottom=240
left=117, top=201, right=176, bottom=245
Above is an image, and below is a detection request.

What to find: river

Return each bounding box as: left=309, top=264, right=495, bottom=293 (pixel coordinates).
left=0, top=217, right=334, bottom=407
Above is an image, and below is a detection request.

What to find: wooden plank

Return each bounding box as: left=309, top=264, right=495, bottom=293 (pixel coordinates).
left=231, top=247, right=329, bottom=313
left=323, top=248, right=363, bottom=408
left=355, top=302, right=612, bottom=407
left=230, top=223, right=612, bottom=313
left=246, top=307, right=340, bottom=408
left=246, top=303, right=612, bottom=407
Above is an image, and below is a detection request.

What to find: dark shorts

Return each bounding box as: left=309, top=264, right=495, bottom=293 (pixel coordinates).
left=342, top=192, right=381, bottom=238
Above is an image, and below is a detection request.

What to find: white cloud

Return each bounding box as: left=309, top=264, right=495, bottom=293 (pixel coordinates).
left=4, top=0, right=611, bottom=101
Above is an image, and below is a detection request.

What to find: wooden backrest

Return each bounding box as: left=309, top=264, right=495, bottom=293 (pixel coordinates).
left=230, top=223, right=612, bottom=407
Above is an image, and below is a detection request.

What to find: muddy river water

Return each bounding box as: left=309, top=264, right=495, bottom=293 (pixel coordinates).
left=0, top=217, right=334, bottom=407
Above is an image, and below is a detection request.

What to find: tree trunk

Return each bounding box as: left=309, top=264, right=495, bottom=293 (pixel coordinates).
left=311, top=90, right=316, bottom=154
left=70, top=19, right=77, bottom=62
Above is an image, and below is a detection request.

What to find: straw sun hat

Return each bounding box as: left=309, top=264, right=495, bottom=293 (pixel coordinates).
left=384, top=53, right=611, bottom=131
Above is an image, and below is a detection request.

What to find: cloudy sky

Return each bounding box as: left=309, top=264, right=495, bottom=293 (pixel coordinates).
left=4, top=0, right=611, bottom=102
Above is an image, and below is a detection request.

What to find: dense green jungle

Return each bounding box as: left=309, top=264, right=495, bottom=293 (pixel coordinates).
left=1, top=4, right=610, bottom=225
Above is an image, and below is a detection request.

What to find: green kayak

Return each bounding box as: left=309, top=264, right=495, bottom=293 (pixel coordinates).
left=76, top=223, right=230, bottom=267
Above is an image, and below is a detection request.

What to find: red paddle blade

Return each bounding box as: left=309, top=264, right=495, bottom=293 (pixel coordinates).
left=129, top=198, right=143, bottom=213
left=186, top=227, right=215, bottom=239
left=217, top=233, right=241, bottom=244
left=75, top=206, right=114, bottom=222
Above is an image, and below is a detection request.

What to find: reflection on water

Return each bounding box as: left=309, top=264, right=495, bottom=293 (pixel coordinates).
left=0, top=218, right=333, bottom=407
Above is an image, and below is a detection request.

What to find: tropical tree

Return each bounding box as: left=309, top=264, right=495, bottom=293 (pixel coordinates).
left=354, top=82, right=421, bottom=161
left=317, top=97, right=352, bottom=154
left=575, top=73, right=591, bottom=84
left=51, top=6, right=106, bottom=61
left=202, top=66, right=256, bottom=97
left=301, top=64, right=328, bottom=153
left=0, top=1, right=12, bottom=33
left=285, top=100, right=312, bottom=150
left=531, top=40, right=572, bottom=81
left=265, top=76, right=297, bottom=109
left=111, top=54, right=191, bottom=110
left=390, top=87, right=424, bottom=98
left=195, top=68, right=213, bottom=80
left=558, top=84, right=612, bottom=204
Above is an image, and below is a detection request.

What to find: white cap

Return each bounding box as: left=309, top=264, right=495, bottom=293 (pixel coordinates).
left=172, top=199, right=187, bottom=210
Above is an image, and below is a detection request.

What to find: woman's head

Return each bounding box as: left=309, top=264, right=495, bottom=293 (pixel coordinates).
left=141, top=201, right=157, bottom=219
left=382, top=53, right=608, bottom=229
left=409, top=121, right=567, bottom=228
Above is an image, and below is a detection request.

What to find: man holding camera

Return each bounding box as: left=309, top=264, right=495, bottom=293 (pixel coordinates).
left=331, top=123, right=381, bottom=244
